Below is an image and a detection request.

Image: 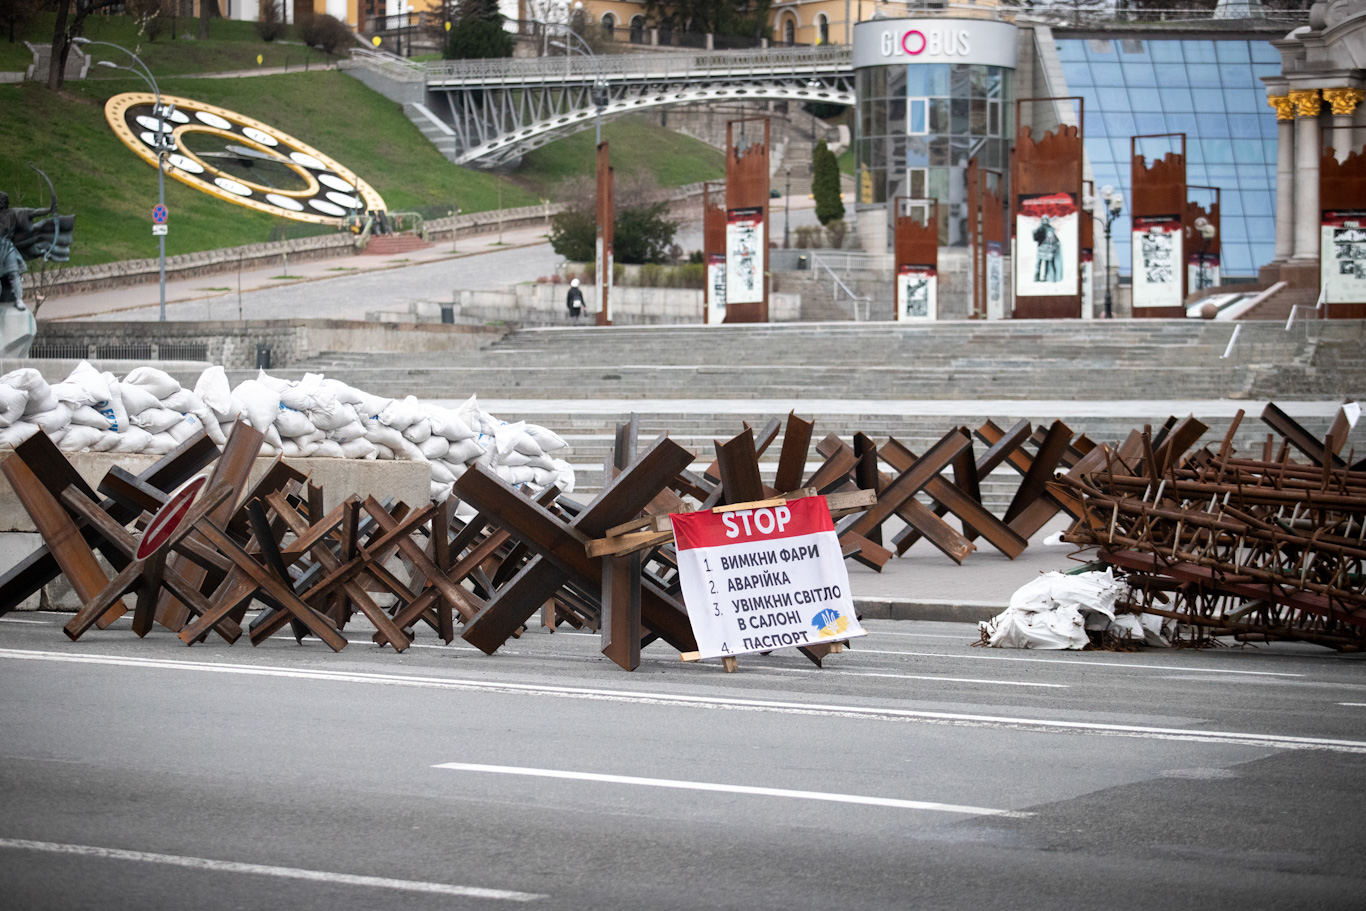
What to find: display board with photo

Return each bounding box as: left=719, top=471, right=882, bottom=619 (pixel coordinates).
left=1014, top=192, right=1079, bottom=298
left=986, top=241, right=1004, bottom=316
left=896, top=265, right=937, bottom=320
left=1321, top=210, right=1366, bottom=304
left=725, top=207, right=764, bottom=305
left=1131, top=215, right=1183, bottom=309
left=707, top=253, right=727, bottom=324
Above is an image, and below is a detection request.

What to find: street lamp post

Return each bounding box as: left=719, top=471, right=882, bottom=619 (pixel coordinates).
left=77, top=38, right=171, bottom=322
left=1192, top=216, right=1217, bottom=291
left=784, top=167, right=791, bottom=249
left=1098, top=184, right=1123, bottom=320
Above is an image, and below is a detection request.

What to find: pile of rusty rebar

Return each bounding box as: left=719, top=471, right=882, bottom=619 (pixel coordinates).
left=1055, top=404, right=1366, bottom=652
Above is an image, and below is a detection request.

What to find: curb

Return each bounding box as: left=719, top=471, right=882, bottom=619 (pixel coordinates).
left=854, top=598, right=1001, bottom=625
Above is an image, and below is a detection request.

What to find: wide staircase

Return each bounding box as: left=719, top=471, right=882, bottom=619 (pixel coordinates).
left=251, top=320, right=1362, bottom=498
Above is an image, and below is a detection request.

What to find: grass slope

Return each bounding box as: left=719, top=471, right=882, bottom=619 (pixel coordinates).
left=516, top=116, right=724, bottom=196
left=0, top=71, right=537, bottom=266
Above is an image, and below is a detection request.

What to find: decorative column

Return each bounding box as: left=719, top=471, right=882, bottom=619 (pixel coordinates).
left=1269, top=95, right=1296, bottom=263
left=1290, top=88, right=1322, bottom=261
left=1323, top=87, right=1365, bottom=161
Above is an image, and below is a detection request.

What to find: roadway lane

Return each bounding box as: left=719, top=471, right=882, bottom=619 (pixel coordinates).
left=1, top=614, right=1363, bottom=910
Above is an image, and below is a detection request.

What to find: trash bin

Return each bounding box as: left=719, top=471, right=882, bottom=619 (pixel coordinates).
left=797, top=255, right=808, bottom=271
left=255, top=344, right=272, bottom=370
left=441, top=305, right=455, bottom=324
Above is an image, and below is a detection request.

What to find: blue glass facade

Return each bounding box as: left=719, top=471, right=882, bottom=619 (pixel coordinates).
left=1055, top=38, right=1282, bottom=277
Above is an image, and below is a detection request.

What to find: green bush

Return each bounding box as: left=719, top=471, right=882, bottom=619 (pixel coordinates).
left=255, top=0, right=286, bottom=41
left=297, top=13, right=352, bottom=55
left=812, top=139, right=844, bottom=226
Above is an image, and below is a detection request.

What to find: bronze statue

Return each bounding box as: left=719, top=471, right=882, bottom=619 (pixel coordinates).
left=1, top=169, right=74, bottom=358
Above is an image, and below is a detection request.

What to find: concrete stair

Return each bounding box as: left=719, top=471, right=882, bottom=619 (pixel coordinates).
left=402, top=103, right=458, bottom=163
left=362, top=233, right=432, bottom=256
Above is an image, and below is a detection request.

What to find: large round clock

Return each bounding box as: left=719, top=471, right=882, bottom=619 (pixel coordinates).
left=104, top=92, right=386, bottom=225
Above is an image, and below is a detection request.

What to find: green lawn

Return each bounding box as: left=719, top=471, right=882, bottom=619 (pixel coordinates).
left=516, top=115, right=724, bottom=196
left=837, top=146, right=854, bottom=176
left=4, top=13, right=332, bottom=78
left=0, top=70, right=537, bottom=266
left=1, top=13, right=724, bottom=267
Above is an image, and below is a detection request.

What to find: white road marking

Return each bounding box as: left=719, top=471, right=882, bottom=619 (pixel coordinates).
left=0, top=618, right=49, bottom=624
left=433, top=762, right=1025, bottom=817
left=733, top=666, right=1068, bottom=688
left=854, top=630, right=978, bottom=640
left=852, top=648, right=1306, bottom=677
left=1338, top=703, right=1366, bottom=707
left=3, top=648, right=1362, bottom=753
left=0, top=837, right=545, bottom=902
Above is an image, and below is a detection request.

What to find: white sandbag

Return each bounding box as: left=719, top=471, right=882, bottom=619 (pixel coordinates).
left=160, top=389, right=205, bottom=415
left=144, top=432, right=180, bottom=455
left=0, top=383, right=27, bottom=427
left=278, top=373, right=327, bottom=412
left=123, top=366, right=181, bottom=400
left=112, top=427, right=154, bottom=453
left=497, top=449, right=532, bottom=467
left=531, top=466, right=556, bottom=488
left=394, top=436, right=428, bottom=462
left=498, top=464, right=536, bottom=486
left=371, top=442, right=395, bottom=460
left=1008, top=571, right=1127, bottom=618
left=550, top=459, right=575, bottom=494
left=31, top=402, right=72, bottom=434
left=318, top=378, right=363, bottom=404
left=197, top=407, right=225, bottom=446
left=320, top=380, right=391, bottom=419
left=233, top=380, right=281, bottom=433
left=418, top=436, right=449, bottom=461
left=340, top=438, right=378, bottom=460
left=307, top=400, right=357, bottom=432
left=274, top=407, right=316, bottom=439
left=263, top=424, right=283, bottom=450
left=116, top=381, right=161, bottom=417
left=57, top=361, right=110, bottom=406
left=492, top=420, right=526, bottom=458
left=326, top=420, right=365, bottom=444
left=979, top=605, right=1089, bottom=650
left=70, top=405, right=113, bottom=430
left=0, top=421, right=39, bottom=448
left=525, top=424, right=568, bottom=452
left=99, top=374, right=129, bottom=432
left=259, top=442, right=281, bottom=458
left=131, top=407, right=183, bottom=434
left=431, top=481, right=453, bottom=502
left=378, top=395, right=422, bottom=431
left=445, top=461, right=467, bottom=481
left=402, top=419, right=432, bottom=444
left=58, top=424, right=105, bottom=451
left=254, top=370, right=291, bottom=393
left=166, top=414, right=203, bottom=444
left=364, top=423, right=407, bottom=453
left=446, top=438, right=485, bottom=464
left=281, top=438, right=321, bottom=458
left=312, top=440, right=345, bottom=459
left=429, top=460, right=455, bottom=484
left=1105, top=613, right=1146, bottom=643
left=512, top=433, right=544, bottom=457
left=527, top=454, right=557, bottom=471
left=91, top=430, right=124, bottom=452
left=3, top=369, right=57, bottom=416
left=421, top=406, right=474, bottom=441
left=194, top=366, right=234, bottom=418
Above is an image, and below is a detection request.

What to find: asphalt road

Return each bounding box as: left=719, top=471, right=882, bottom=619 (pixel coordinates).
left=2, top=613, right=1364, bottom=910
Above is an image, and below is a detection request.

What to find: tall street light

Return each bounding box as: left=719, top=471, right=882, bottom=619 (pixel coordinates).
left=77, top=38, right=171, bottom=322
left=784, top=166, right=791, bottom=249
left=1098, top=185, right=1123, bottom=320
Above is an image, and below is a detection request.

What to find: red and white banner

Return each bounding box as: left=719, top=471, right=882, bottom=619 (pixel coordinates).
left=1321, top=209, right=1366, bottom=303
left=672, top=497, right=865, bottom=660
left=1015, top=192, right=1079, bottom=298
left=1131, top=214, right=1183, bottom=309
left=896, top=264, right=937, bottom=320
left=725, top=207, right=764, bottom=305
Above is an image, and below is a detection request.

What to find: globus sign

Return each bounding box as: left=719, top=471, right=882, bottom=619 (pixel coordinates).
left=852, top=19, right=1018, bottom=70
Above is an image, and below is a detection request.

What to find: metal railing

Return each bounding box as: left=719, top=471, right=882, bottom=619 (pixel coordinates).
left=811, top=252, right=872, bottom=322
left=423, top=44, right=851, bottom=83
left=346, top=47, right=424, bottom=80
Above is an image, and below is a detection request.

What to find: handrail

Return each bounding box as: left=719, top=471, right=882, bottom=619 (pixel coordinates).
left=810, top=252, right=871, bottom=322
left=423, top=45, right=851, bottom=82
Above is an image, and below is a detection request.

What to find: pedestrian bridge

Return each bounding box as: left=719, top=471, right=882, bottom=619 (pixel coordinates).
left=345, top=47, right=854, bottom=167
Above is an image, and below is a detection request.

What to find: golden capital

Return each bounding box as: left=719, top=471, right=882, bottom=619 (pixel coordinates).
left=1289, top=88, right=1323, bottom=118
left=1323, top=87, right=1366, bottom=116
left=1267, top=95, right=1295, bottom=121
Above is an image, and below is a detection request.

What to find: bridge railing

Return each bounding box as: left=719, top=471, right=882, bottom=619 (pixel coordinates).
left=423, top=45, right=852, bottom=83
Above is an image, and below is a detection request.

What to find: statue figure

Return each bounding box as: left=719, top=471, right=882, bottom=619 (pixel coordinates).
left=1, top=171, right=75, bottom=359
left=1033, top=214, right=1063, bottom=285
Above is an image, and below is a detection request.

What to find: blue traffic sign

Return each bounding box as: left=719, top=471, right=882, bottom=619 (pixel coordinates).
left=152, top=204, right=168, bottom=224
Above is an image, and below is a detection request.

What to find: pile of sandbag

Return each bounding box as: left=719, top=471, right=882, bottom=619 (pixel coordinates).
left=979, top=569, right=1179, bottom=650
left=0, top=363, right=575, bottom=503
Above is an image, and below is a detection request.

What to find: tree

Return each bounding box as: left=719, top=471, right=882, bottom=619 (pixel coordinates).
left=198, top=0, right=221, bottom=41
left=255, top=0, right=287, bottom=42
left=640, top=0, right=772, bottom=40
left=549, top=173, right=680, bottom=265
left=4, top=0, right=44, bottom=44
left=444, top=0, right=514, bottom=59
left=812, top=139, right=843, bottom=226
left=48, top=0, right=124, bottom=91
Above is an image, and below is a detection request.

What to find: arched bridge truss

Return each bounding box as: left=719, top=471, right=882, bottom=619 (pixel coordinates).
left=415, top=47, right=854, bottom=167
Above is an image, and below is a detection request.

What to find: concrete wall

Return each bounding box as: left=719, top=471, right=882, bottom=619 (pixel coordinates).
left=31, top=319, right=506, bottom=370
left=437, top=284, right=802, bottom=324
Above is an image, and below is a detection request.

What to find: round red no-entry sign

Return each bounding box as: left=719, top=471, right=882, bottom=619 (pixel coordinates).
left=136, top=475, right=206, bottom=561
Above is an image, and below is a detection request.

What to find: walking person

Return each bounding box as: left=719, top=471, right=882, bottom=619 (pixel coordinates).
left=565, top=278, right=585, bottom=325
